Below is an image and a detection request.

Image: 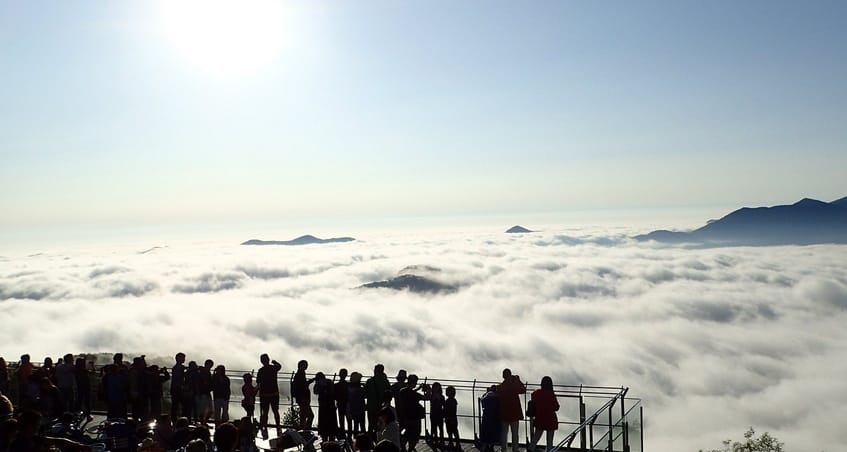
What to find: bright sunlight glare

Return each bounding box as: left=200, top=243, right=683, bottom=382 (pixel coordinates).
left=158, top=0, right=285, bottom=79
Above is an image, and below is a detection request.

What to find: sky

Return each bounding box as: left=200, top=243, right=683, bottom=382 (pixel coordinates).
left=1, top=0, right=846, bottom=238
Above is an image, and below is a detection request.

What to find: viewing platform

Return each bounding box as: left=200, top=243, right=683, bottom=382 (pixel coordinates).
left=5, top=363, right=643, bottom=452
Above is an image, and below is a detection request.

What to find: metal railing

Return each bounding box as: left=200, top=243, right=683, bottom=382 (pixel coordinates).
left=5, top=362, right=642, bottom=451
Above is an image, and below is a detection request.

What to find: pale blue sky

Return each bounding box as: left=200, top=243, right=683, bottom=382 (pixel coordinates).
left=1, top=0, right=846, bottom=233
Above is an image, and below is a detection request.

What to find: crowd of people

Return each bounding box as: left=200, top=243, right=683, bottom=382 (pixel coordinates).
left=0, top=353, right=562, bottom=452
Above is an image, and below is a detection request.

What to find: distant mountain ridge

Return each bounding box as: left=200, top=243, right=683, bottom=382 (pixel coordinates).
left=635, top=197, right=847, bottom=246
left=242, top=235, right=355, bottom=246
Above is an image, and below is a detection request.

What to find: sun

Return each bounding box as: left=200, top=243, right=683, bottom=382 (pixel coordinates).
left=158, top=0, right=286, bottom=79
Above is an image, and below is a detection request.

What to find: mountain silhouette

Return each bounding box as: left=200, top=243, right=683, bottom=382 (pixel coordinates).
left=359, top=274, right=458, bottom=294
left=241, top=235, right=355, bottom=246
left=635, top=197, right=847, bottom=246
left=506, top=225, right=532, bottom=233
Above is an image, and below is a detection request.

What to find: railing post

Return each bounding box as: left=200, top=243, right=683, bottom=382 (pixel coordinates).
left=472, top=379, right=478, bottom=440
left=640, top=405, right=644, bottom=452
left=620, top=388, right=627, bottom=452
left=423, top=377, right=428, bottom=438
left=579, top=386, right=586, bottom=452
left=608, top=399, right=614, bottom=452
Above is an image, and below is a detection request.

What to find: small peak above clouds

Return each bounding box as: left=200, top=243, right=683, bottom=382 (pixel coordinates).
left=506, top=225, right=533, bottom=233
left=358, top=274, right=458, bottom=294
left=241, top=235, right=356, bottom=246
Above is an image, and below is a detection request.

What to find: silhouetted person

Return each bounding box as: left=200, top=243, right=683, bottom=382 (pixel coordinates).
left=390, top=370, right=407, bottom=432
left=16, top=354, right=34, bottom=410
left=333, top=368, right=349, bottom=435
left=292, top=359, right=315, bottom=430
left=444, top=386, right=459, bottom=450
left=170, top=352, right=186, bottom=419
left=314, top=372, right=338, bottom=440
left=354, top=432, right=374, bottom=452
left=241, top=373, right=257, bottom=419
left=13, top=408, right=91, bottom=452
left=256, top=354, right=281, bottom=435
left=102, top=356, right=130, bottom=419
left=214, top=422, right=239, bottom=452
left=497, top=369, right=525, bottom=452
left=38, top=357, right=55, bottom=385
left=347, top=372, right=366, bottom=434
left=529, top=376, right=559, bottom=452
left=36, top=377, right=62, bottom=419
left=398, top=374, right=428, bottom=452
left=197, top=359, right=214, bottom=425
left=375, top=406, right=400, bottom=448
left=73, top=358, right=92, bottom=419
left=364, top=364, right=390, bottom=433
left=54, top=353, right=75, bottom=412
left=213, top=365, right=231, bottom=424
left=429, top=382, right=445, bottom=448
left=0, top=357, right=9, bottom=397
left=129, top=356, right=148, bottom=421
left=478, top=385, right=500, bottom=452
left=375, top=439, right=402, bottom=452
left=238, top=416, right=257, bottom=452
left=380, top=390, right=397, bottom=426
left=147, top=364, right=170, bottom=420
left=182, top=361, right=199, bottom=421
left=324, top=440, right=344, bottom=452
left=170, top=417, right=192, bottom=449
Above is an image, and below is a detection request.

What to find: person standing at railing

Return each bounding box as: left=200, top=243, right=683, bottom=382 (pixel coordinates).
left=292, top=360, right=315, bottom=430
left=73, top=358, right=92, bottom=420
left=213, top=365, right=231, bottom=424
left=398, top=374, right=428, bottom=452
left=390, top=370, right=407, bottom=435
left=364, top=364, right=390, bottom=434
left=528, top=376, right=559, bottom=452
left=444, top=386, right=459, bottom=451
left=478, top=385, right=500, bottom=452
left=147, top=364, right=170, bottom=420
left=333, top=368, right=349, bottom=435
left=241, top=373, right=258, bottom=420
left=170, top=352, right=187, bottom=419
left=347, top=372, right=366, bottom=434
left=197, top=359, right=215, bottom=425
left=429, top=382, right=445, bottom=449
left=256, top=354, right=282, bottom=436
left=315, top=372, right=339, bottom=440
left=54, top=354, right=76, bottom=412
left=497, top=368, right=526, bottom=452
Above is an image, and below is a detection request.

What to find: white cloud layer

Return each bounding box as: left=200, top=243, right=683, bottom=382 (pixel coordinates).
left=1, top=229, right=846, bottom=451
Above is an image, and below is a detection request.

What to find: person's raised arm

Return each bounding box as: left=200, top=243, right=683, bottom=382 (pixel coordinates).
left=272, top=360, right=281, bottom=371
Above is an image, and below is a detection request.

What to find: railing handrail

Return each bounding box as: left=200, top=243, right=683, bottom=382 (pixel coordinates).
left=550, top=386, right=628, bottom=452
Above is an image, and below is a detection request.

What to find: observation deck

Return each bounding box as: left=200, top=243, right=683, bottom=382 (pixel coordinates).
left=6, top=364, right=643, bottom=452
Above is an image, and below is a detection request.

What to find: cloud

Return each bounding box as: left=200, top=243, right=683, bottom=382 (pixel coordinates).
left=172, top=272, right=244, bottom=293
left=0, top=233, right=846, bottom=451
left=88, top=266, right=130, bottom=279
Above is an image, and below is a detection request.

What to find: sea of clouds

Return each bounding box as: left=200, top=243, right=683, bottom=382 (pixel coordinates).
left=2, top=226, right=846, bottom=451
